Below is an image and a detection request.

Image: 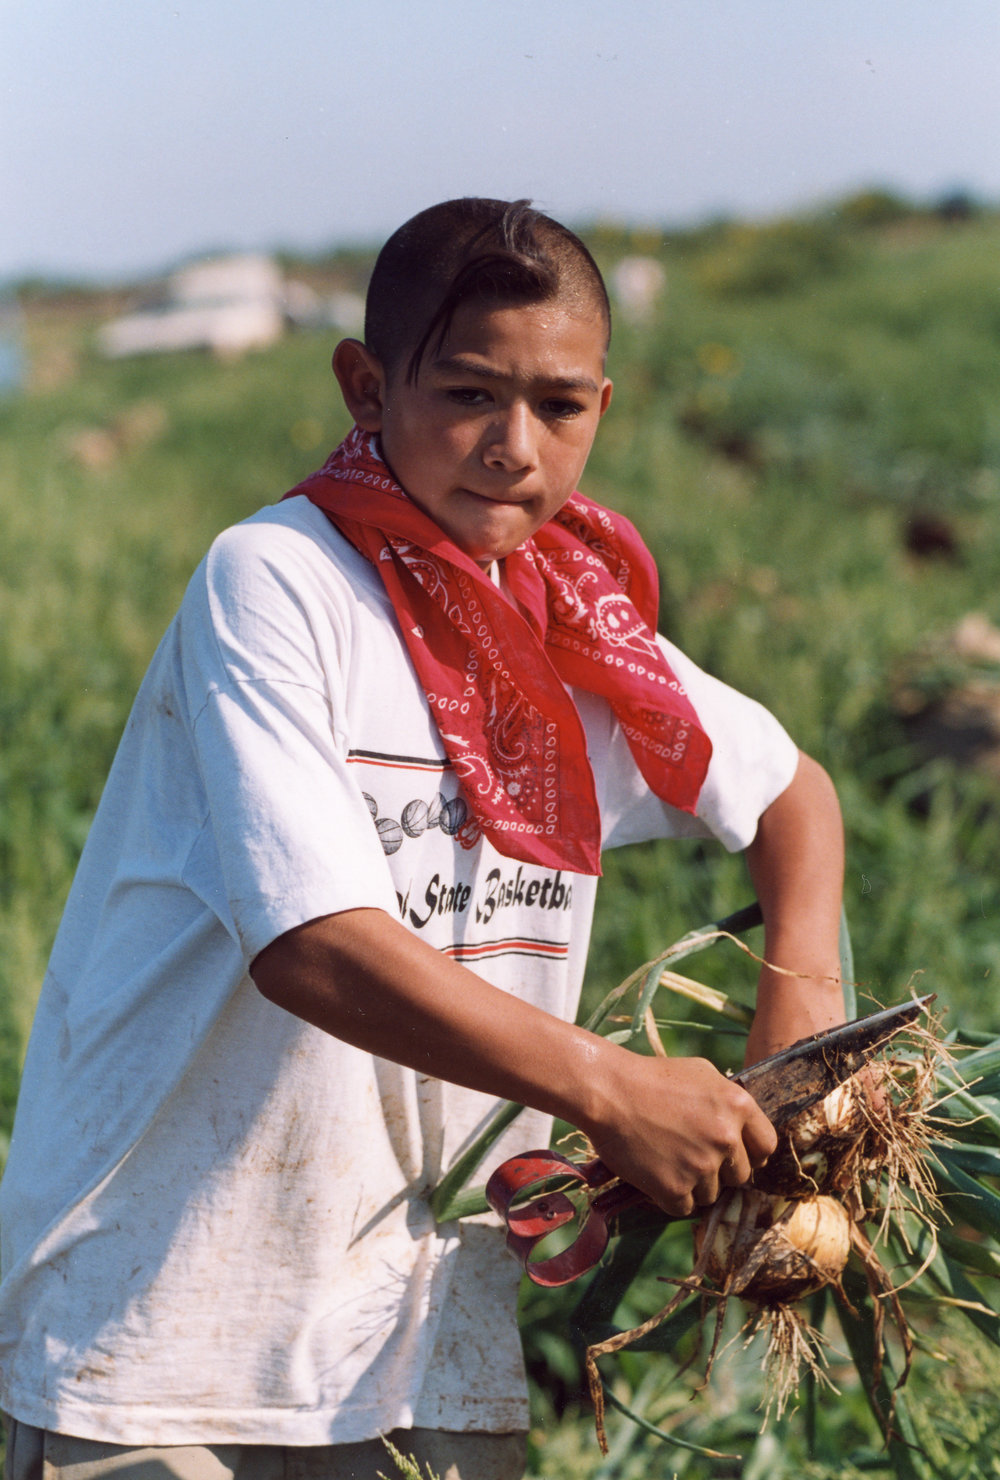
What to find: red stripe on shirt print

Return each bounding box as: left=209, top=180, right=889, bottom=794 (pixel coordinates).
left=443, top=937, right=569, bottom=963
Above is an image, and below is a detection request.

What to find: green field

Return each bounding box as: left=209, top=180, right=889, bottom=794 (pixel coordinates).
left=3, top=196, right=1000, bottom=1474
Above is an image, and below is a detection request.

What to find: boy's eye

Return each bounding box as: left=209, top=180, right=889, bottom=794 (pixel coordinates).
left=541, top=398, right=585, bottom=420
left=446, top=387, right=490, bottom=406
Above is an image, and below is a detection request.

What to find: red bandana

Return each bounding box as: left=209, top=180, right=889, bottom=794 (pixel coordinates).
left=285, top=426, right=712, bottom=876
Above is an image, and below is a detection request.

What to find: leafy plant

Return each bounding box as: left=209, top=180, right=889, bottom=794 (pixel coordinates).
left=530, top=925, right=1000, bottom=1477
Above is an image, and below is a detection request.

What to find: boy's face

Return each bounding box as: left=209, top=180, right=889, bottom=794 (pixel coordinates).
left=336, top=300, right=612, bottom=565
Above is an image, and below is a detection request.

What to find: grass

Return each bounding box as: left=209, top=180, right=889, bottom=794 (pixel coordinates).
left=3, top=199, right=1000, bottom=1473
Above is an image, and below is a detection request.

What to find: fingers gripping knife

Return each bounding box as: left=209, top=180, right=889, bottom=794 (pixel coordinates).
left=485, top=997, right=934, bottom=1287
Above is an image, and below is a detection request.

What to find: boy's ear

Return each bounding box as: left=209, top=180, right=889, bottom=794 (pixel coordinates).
left=332, top=339, right=387, bottom=432
left=599, top=378, right=613, bottom=418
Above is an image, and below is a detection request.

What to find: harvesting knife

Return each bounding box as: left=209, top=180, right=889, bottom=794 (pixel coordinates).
left=485, top=993, right=935, bottom=1286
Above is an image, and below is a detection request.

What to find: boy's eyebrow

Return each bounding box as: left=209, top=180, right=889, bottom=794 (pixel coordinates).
left=429, top=354, right=602, bottom=394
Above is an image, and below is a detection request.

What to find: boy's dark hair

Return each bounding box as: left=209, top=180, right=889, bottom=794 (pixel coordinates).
left=365, top=197, right=611, bottom=383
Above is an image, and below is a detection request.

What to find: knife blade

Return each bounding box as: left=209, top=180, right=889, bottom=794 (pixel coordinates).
left=734, top=993, right=934, bottom=1126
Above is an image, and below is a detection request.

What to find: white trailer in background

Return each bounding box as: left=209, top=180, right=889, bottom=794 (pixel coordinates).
left=97, top=254, right=294, bottom=359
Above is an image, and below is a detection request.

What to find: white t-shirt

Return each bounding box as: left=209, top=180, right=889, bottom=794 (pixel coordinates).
left=0, top=497, right=798, bottom=1445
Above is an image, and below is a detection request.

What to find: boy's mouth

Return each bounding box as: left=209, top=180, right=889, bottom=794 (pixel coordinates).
left=462, top=488, right=533, bottom=507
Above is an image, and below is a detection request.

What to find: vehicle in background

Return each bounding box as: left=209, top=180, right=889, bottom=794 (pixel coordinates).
left=97, top=254, right=309, bottom=359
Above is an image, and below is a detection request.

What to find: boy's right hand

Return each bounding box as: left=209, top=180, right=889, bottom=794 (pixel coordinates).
left=578, top=1051, right=777, bottom=1218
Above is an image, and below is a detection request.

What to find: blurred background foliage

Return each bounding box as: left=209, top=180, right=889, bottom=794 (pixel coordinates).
left=2, top=189, right=1000, bottom=1472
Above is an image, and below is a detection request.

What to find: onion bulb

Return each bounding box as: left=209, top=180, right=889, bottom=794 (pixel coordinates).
left=694, top=1187, right=851, bottom=1304
left=753, top=1071, right=877, bottom=1197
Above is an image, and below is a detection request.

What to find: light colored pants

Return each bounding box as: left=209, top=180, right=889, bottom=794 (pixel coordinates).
left=3, top=1419, right=526, bottom=1480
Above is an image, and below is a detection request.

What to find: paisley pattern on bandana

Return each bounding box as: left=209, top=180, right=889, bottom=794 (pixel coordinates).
left=285, top=426, right=712, bottom=876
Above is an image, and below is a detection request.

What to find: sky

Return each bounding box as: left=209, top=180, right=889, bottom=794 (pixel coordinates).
left=2, top=0, right=999, bottom=283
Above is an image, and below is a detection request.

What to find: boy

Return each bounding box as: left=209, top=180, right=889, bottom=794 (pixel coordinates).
left=0, top=199, right=846, bottom=1480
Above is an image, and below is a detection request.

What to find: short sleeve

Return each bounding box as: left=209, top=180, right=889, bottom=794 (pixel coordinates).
left=590, top=635, right=800, bottom=853
left=179, top=519, right=399, bottom=962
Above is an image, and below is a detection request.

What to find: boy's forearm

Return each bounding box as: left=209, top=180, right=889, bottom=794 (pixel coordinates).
left=252, top=907, right=610, bottom=1128
left=250, top=907, right=776, bottom=1216
left=743, top=750, right=847, bottom=1062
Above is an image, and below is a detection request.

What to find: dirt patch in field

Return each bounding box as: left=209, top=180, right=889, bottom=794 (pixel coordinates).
left=893, top=613, right=1000, bottom=783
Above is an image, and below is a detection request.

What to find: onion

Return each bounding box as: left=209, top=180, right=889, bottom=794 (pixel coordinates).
left=793, top=1077, right=870, bottom=1143
left=753, top=1071, right=876, bottom=1197
left=694, top=1187, right=851, bottom=1304
left=586, top=1024, right=948, bottom=1451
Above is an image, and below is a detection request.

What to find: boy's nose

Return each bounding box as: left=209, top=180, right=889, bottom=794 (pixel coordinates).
left=483, top=403, right=537, bottom=472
